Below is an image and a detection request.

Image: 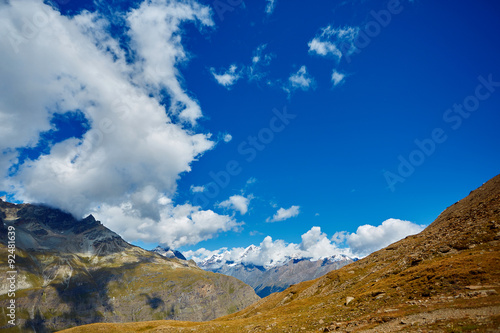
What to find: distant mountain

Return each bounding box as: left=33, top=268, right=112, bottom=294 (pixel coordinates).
left=151, top=245, right=186, bottom=260
left=62, top=174, right=500, bottom=333
left=0, top=200, right=259, bottom=332
left=198, top=244, right=355, bottom=297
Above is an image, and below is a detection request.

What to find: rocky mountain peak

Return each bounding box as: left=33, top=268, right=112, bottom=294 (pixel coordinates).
left=0, top=201, right=128, bottom=256
left=151, top=245, right=187, bottom=260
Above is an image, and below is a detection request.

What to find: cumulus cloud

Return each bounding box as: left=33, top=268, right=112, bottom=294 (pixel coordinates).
left=308, top=25, right=359, bottom=61
left=266, top=205, right=300, bottom=222
left=331, top=69, right=346, bottom=86
left=0, top=0, right=243, bottom=248
left=218, top=194, right=253, bottom=215
left=187, top=226, right=352, bottom=267
left=223, top=133, right=233, bottom=143
left=187, top=219, right=426, bottom=265
left=210, top=64, right=241, bottom=88
left=345, top=218, right=425, bottom=256
left=94, top=201, right=243, bottom=248
left=284, top=66, right=315, bottom=94
left=127, top=0, right=214, bottom=125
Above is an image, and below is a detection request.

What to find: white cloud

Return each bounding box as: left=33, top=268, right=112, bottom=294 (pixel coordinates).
left=218, top=194, right=252, bottom=215
left=94, top=201, right=243, bottom=249
left=331, top=230, right=348, bottom=244
left=127, top=0, right=214, bottom=125
left=249, top=230, right=263, bottom=236
left=345, top=218, right=425, bottom=257
left=210, top=44, right=274, bottom=89
left=308, top=25, right=359, bottom=61
left=265, top=0, right=277, bottom=15
left=190, top=185, right=206, bottom=193
left=246, top=177, right=257, bottom=185
left=331, top=69, right=346, bottom=86
left=0, top=0, right=245, bottom=248
left=266, top=205, right=300, bottom=222
left=187, top=219, right=426, bottom=266
left=188, top=226, right=352, bottom=267
left=184, top=247, right=226, bottom=263
left=210, top=64, right=241, bottom=88
left=248, top=44, right=274, bottom=81
left=223, top=133, right=233, bottom=143
left=285, top=66, right=315, bottom=93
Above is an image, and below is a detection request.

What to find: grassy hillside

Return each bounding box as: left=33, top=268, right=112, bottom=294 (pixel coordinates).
left=59, top=174, right=500, bottom=332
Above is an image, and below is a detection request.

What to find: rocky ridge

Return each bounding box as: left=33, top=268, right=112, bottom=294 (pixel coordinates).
left=0, top=200, right=259, bottom=332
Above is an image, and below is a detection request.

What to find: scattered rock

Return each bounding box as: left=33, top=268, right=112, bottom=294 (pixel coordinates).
left=408, top=254, right=423, bottom=266
left=467, top=290, right=498, bottom=297
left=345, top=297, right=355, bottom=305
left=438, top=245, right=451, bottom=253
left=465, top=285, right=497, bottom=290
left=383, top=308, right=398, bottom=313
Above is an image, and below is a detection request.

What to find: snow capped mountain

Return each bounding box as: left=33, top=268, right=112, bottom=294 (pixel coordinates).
left=200, top=244, right=353, bottom=269
left=198, top=244, right=356, bottom=297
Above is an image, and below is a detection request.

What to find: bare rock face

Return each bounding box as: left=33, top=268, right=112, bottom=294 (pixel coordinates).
left=0, top=201, right=259, bottom=332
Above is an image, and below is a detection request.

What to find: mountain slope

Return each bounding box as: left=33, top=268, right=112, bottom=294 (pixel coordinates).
left=60, top=174, right=500, bottom=332
left=0, top=201, right=259, bottom=332
left=199, top=247, right=354, bottom=297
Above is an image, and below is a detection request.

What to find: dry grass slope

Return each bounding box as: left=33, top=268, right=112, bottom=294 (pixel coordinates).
left=59, top=174, right=500, bottom=333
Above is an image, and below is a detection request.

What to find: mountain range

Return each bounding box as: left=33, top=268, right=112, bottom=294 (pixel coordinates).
left=197, top=245, right=355, bottom=297
left=61, top=174, right=500, bottom=332
left=0, top=201, right=259, bottom=332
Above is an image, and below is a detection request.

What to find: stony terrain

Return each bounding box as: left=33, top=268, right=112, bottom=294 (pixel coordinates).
left=0, top=201, right=259, bottom=332
left=59, top=174, right=500, bottom=332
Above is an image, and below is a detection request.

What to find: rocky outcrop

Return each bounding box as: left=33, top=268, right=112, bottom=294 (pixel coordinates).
left=0, top=200, right=259, bottom=332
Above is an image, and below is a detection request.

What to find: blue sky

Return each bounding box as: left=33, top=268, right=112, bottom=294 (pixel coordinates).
left=1, top=0, right=499, bottom=261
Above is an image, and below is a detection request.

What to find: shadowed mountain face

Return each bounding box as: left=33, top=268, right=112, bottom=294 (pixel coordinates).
left=199, top=250, right=355, bottom=297
left=0, top=201, right=259, bottom=332
left=60, top=174, right=500, bottom=332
